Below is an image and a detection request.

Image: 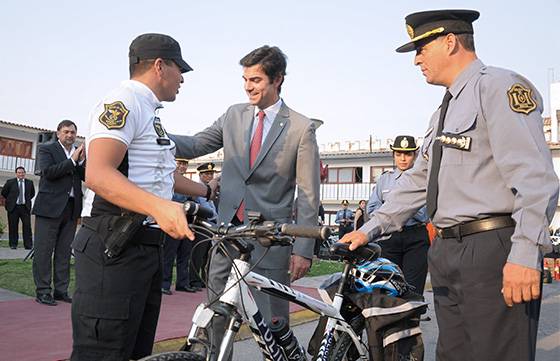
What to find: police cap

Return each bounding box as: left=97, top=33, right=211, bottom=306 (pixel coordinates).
left=197, top=162, right=216, bottom=174
left=129, top=33, right=193, bottom=73
left=396, top=9, right=480, bottom=53
left=341, top=200, right=349, bottom=206
left=390, top=135, right=419, bottom=152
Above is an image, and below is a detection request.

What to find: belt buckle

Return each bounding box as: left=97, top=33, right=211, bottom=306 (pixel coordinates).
left=436, top=228, right=444, bottom=238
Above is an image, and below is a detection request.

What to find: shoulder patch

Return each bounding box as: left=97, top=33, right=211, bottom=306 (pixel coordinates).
left=99, top=101, right=129, bottom=129
left=507, top=83, right=537, bottom=115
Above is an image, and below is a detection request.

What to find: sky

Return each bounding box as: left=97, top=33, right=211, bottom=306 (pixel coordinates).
left=1, top=0, right=559, bottom=145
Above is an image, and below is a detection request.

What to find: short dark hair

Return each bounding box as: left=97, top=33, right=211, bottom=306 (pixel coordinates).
left=239, top=46, right=287, bottom=93
left=130, top=58, right=175, bottom=78
left=456, top=33, right=475, bottom=52
left=15, top=166, right=25, bottom=173
left=57, top=119, right=77, bottom=131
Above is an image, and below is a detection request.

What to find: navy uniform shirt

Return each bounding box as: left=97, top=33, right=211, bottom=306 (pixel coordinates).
left=367, top=169, right=428, bottom=227
left=360, top=59, right=559, bottom=270
left=335, top=208, right=353, bottom=226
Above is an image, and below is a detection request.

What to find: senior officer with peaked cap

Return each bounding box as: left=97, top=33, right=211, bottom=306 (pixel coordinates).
left=340, top=9, right=559, bottom=361
left=367, top=135, right=429, bottom=295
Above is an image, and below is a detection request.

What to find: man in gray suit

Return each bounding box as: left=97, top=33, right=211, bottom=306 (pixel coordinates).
left=171, top=45, right=320, bottom=358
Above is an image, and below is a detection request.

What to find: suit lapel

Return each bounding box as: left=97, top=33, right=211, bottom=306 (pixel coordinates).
left=247, top=103, right=290, bottom=179
left=54, top=141, right=69, bottom=163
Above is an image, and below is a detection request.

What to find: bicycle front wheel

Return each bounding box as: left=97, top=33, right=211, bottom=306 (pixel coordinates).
left=327, top=315, right=366, bottom=361
left=138, top=351, right=205, bottom=361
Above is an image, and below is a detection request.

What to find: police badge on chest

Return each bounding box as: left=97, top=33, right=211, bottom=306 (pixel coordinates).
left=153, top=116, right=170, bottom=145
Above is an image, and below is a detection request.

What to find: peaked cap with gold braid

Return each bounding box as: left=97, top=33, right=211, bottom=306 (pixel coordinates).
left=396, top=9, right=480, bottom=53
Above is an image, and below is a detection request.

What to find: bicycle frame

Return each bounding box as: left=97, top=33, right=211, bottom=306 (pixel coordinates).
left=186, top=257, right=369, bottom=361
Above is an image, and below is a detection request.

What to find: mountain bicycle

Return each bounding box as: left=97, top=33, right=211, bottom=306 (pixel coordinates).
left=140, top=202, right=412, bottom=361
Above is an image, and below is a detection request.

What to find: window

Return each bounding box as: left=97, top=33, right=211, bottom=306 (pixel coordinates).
left=0, top=137, right=33, bottom=158
left=327, top=167, right=363, bottom=184
left=370, top=166, right=392, bottom=183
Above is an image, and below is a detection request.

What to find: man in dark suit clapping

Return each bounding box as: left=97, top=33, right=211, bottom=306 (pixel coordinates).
left=32, top=119, right=85, bottom=306
left=1, top=166, right=35, bottom=249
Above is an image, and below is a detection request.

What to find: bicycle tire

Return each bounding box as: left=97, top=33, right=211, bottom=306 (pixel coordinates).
left=327, top=315, right=367, bottom=361
left=138, top=351, right=205, bottom=361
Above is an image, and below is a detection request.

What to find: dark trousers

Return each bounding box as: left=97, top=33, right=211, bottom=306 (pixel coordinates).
left=189, top=233, right=211, bottom=286
left=378, top=225, right=429, bottom=294
left=162, top=235, right=192, bottom=290
left=71, top=225, right=163, bottom=361
left=7, top=205, right=33, bottom=249
left=32, top=200, right=76, bottom=296
left=429, top=227, right=541, bottom=361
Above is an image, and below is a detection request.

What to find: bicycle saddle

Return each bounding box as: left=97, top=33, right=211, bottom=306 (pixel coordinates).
left=329, top=242, right=381, bottom=263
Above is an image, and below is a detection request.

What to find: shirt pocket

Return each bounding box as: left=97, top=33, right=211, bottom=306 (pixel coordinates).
left=441, top=112, right=477, bottom=165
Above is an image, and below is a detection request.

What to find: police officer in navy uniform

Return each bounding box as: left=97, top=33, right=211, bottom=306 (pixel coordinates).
left=341, top=10, right=558, bottom=361
left=71, top=33, right=215, bottom=360
left=189, top=162, right=218, bottom=290
left=367, top=135, right=429, bottom=294
left=335, top=200, right=353, bottom=239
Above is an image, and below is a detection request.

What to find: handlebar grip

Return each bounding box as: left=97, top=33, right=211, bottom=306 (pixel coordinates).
left=183, top=201, right=214, bottom=219
left=280, top=224, right=331, bottom=240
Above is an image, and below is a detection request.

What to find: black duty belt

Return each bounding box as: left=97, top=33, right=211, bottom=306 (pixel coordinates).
left=82, top=216, right=164, bottom=246
left=436, top=215, right=515, bottom=239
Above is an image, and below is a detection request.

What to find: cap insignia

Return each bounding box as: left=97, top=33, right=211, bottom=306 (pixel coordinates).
left=99, top=101, right=129, bottom=129
left=400, top=137, right=409, bottom=148
left=507, top=83, right=537, bottom=114
left=406, top=24, right=414, bottom=39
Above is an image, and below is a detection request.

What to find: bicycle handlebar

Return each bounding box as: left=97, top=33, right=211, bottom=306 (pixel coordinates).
left=183, top=201, right=215, bottom=219
left=280, top=223, right=331, bottom=240
left=182, top=201, right=331, bottom=248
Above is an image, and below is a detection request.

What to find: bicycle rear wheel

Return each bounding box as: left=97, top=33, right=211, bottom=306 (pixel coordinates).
left=138, top=351, right=205, bottom=361
left=327, top=315, right=366, bottom=361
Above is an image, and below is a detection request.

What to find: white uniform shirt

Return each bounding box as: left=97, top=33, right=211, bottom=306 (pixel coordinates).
left=82, top=80, right=176, bottom=217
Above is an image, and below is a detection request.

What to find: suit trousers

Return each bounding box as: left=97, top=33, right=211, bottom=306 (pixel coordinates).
left=71, top=225, right=163, bottom=361
left=7, top=204, right=33, bottom=248
left=206, top=242, right=290, bottom=361
left=32, top=199, right=76, bottom=295
left=429, top=227, right=541, bottom=361
left=378, top=225, right=429, bottom=294
left=162, top=235, right=192, bottom=290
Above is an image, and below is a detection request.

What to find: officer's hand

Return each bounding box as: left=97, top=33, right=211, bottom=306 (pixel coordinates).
left=152, top=200, right=195, bottom=240
left=338, top=231, right=369, bottom=251
left=290, top=255, right=311, bottom=282
left=502, top=262, right=541, bottom=307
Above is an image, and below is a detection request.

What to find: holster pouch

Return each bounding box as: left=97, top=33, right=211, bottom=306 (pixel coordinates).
left=83, top=213, right=146, bottom=258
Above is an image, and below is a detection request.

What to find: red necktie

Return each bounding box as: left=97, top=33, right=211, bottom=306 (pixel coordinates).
left=236, top=110, right=265, bottom=222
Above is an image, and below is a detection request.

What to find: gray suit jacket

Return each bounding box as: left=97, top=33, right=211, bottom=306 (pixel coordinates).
left=170, top=102, right=320, bottom=269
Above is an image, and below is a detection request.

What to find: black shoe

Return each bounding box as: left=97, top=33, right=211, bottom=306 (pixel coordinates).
left=10, top=246, right=16, bottom=250
left=36, top=294, right=57, bottom=306
left=24, top=247, right=32, bottom=250
left=161, top=288, right=173, bottom=295
left=53, top=292, right=72, bottom=303
left=175, top=286, right=196, bottom=293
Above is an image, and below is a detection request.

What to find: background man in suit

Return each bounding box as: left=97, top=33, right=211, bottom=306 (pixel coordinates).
left=1, top=166, right=35, bottom=249
left=171, top=45, right=320, bottom=359
left=32, top=119, right=85, bottom=306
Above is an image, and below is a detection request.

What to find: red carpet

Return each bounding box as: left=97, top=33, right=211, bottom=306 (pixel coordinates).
left=0, top=286, right=319, bottom=361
